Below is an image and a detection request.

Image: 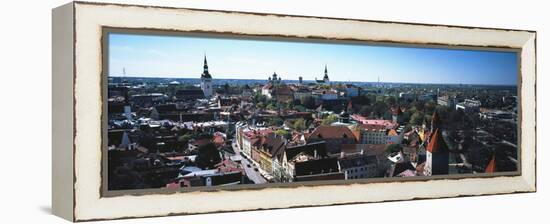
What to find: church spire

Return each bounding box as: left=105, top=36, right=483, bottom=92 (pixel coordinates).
left=431, top=110, right=441, bottom=132
left=201, top=54, right=211, bottom=79
left=203, top=54, right=208, bottom=71
left=323, top=64, right=329, bottom=83
left=200, top=54, right=213, bottom=98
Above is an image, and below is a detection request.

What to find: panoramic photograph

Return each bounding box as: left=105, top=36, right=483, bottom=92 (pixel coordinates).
left=106, top=32, right=519, bottom=191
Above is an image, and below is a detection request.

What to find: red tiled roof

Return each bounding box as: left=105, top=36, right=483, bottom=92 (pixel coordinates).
left=276, top=85, right=293, bottom=95
left=485, top=155, right=497, bottom=173
left=250, top=138, right=261, bottom=147
left=426, top=128, right=448, bottom=153
left=340, top=144, right=387, bottom=156
left=351, top=115, right=397, bottom=129
left=307, top=125, right=357, bottom=141
left=262, top=83, right=273, bottom=90
left=387, top=129, right=399, bottom=136
left=352, top=130, right=361, bottom=142
left=166, top=182, right=180, bottom=189
left=359, top=123, right=387, bottom=131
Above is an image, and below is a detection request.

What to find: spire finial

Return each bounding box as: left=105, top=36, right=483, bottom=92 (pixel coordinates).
left=323, top=64, right=329, bottom=80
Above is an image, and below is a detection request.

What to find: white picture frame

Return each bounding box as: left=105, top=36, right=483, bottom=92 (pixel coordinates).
left=52, top=1, right=536, bottom=221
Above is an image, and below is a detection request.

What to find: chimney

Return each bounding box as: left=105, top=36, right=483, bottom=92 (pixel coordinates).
left=340, top=151, right=345, bottom=158
left=314, top=150, right=318, bottom=159
left=360, top=149, right=364, bottom=155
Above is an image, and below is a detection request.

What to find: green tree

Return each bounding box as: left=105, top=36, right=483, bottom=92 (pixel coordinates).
left=359, top=105, right=372, bottom=117
left=283, top=101, right=294, bottom=109
left=352, top=95, right=371, bottom=107
left=410, top=101, right=424, bottom=112
left=301, top=96, right=316, bottom=109
left=266, top=103, right=277, bottom=110
left=384, top=96, right=397, bottom=106
left=195, top=142, right=222, bottom=169
left=253, top=93, right=267, bottom=104
left=321, top=114, right=339, bottom=125
left=292, top=118, right=307, bottom=131
left=177, top=133, right=193, bottom=143
left=384, top=143, right=403, bottom=155
left=294, top=105, right=306, bottom=112
left=372, top=101, right=388, bottom=118
left=424, top=101, right=437, bottom=114
left=268, top=117, right=284, bottom=126
left=274, top=129, right=289, bottom=136
left=223, top=83, right=230, bottom=93
left=409, top=111, right=425, bottom=125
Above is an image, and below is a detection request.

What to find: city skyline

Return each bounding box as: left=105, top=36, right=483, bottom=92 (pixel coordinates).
left=109, top=33, right=519, bottom=85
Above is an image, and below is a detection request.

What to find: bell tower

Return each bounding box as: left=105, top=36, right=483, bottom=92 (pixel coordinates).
left=323, top=64, right=330, bottom=84
left=200, top=54, right=213, bottom=98
left=423, top=111, right=449, bottom=176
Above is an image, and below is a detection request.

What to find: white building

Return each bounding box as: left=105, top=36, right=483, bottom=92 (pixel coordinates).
left=399, top=92, right=416, bottom=101
left=437, top=95, right=457, bottom=108
left=456, top=99, right=481, bottom=113
left=359, top=127, right=387, bottom=144
left=338, top=154, right=379, bottom=179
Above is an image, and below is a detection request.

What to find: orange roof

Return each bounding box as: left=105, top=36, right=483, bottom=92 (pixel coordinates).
left=308, top=125, right=357, bottom=141
left=485, top=155, right=497, bottom=173
left=352, top=130, right=361, bottom=141
left=426, top=128, right=448, bottom=153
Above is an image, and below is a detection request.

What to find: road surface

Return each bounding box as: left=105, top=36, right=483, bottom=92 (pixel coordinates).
left=231, top=142, right=267, bottom=184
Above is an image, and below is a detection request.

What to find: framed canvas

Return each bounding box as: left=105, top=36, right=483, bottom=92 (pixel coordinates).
left=52, top=1, right=536, bottom=222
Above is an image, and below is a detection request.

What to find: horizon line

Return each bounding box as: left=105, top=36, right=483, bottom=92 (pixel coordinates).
left=108, top=75, right=518, bottom=87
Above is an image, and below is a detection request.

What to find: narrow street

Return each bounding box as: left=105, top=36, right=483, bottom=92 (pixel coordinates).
left=231, top=142, right=267, bottom=184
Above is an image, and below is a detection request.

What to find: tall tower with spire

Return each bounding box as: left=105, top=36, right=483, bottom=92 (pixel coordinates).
left=423, top=111, right=449, bottom=176
left=200, top=54, right=213, bottom=98
left=323, top=64, right=330, bottom=84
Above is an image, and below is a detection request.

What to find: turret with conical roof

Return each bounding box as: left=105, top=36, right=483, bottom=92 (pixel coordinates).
left=423, top=127, right=449, bottom=176
left=485, top=154, right=497, bottom=173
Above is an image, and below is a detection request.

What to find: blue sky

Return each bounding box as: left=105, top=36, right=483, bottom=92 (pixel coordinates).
left=108, top=33, right=518, bottom=85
